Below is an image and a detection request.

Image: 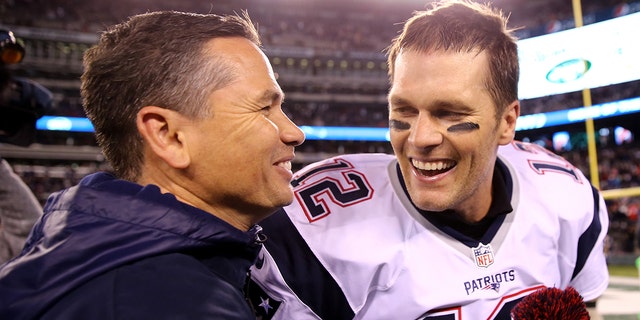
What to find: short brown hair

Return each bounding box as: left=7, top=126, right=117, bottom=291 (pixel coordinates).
left=386, top=0, right=519, bottom=118
left=81, top=11, right=260, bottom=180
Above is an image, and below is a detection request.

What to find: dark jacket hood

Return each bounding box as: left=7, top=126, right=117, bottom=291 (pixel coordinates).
left=0, top=172, right=263, bottom=319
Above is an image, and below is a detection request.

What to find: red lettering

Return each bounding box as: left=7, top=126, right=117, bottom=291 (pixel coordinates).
left=476, top=254, right=494, bottom=266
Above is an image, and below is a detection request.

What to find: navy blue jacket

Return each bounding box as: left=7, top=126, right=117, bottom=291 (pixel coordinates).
left=0, top=172, right=264, bottom=319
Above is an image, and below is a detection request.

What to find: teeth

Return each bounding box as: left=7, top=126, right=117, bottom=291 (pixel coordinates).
left=278, top=161, right=292, bottom=171
left=412, top=159, right=454, bottom=171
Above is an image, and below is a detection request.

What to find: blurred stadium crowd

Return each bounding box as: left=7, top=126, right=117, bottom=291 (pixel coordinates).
left=1, top=0, right=639, bottom=257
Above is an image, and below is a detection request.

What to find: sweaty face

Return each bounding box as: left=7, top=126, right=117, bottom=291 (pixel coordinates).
left=388, top=50, right=517, bottom=222
left=183, top=37, right=305, bottom=228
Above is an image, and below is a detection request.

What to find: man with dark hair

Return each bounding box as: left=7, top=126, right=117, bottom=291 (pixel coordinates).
left=0, top=11, right=305, bottom=319
left=250, top=1, right=608, bottom=319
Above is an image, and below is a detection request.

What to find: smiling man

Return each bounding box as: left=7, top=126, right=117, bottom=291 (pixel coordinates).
left=0, top=11, right=305, bottom=319
left=249, top=1, right=609, bottom=319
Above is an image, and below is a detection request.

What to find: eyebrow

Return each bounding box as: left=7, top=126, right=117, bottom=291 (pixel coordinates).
left=388, top=95, right=411, bottom=107
left=259, top=89, right=285, bottom=105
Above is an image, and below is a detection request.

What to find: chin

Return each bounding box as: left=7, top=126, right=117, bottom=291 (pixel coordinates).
left=283, top=195, right=296, bottom=206
left=410, top=193, right=450, bottom=212
left=416, top=203, right=448, bottom=213
left=271, top=191, right=295, bottom=208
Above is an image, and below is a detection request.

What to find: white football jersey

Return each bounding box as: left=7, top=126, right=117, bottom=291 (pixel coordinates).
left=249, top=141, right=609, bottom=320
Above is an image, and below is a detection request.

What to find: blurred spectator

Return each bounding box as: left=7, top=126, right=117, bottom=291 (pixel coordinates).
left=0, top=28, right=52, bottom=264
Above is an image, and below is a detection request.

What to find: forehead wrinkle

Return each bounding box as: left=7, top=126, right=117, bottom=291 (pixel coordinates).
left=432, top=99, right=475, bottom=111
left=389, top=93, right=476, bottom=112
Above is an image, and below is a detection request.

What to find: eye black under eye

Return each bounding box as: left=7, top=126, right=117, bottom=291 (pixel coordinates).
left=447, top=122, right=480, bottom=132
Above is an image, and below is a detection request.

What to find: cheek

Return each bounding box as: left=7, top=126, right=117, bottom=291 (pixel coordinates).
left=389, top=135, right=403, bottom=154
left=463, top=139, right=496, bottom=172
left=389, top=129, right=409, bottom=146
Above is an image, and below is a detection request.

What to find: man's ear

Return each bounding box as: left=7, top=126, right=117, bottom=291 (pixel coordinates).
left=136, top=106, right=190, bottom=169
left=498, top=100, right=520, bottom=145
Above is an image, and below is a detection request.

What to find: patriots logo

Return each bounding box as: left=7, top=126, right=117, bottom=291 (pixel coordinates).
left=482, top=282, right=501, bottom=293
left=472, top=243, right=494, bottom=268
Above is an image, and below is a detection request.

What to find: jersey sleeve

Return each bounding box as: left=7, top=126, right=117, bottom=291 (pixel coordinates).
left=563, top=186, right=609, bottom=302
left=500, top=142, right=609, bottom=302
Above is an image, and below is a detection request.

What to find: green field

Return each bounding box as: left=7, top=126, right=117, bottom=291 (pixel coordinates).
left=609, top=264, right=639, bottom=277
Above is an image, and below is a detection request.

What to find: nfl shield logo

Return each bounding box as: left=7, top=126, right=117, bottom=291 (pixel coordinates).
left=472, top=243, right=494, bottom=268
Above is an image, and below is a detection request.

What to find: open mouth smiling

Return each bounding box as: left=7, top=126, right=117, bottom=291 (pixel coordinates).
left=276, top=160, right=292, bottom=172
left=411, top=158, right=456, bottom=177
